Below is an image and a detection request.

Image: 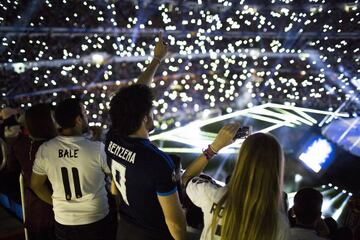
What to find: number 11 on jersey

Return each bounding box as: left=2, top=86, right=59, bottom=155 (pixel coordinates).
left=111, top=160, right=129, bottom=206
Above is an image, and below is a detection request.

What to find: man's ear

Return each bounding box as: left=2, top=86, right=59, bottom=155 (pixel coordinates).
left=75, top=115, right=82, bottom=126
left=143, top=115, right=148, bottom=123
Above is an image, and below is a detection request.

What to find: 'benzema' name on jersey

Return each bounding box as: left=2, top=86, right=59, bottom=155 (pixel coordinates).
left=108, top=141, right=136, bottom=164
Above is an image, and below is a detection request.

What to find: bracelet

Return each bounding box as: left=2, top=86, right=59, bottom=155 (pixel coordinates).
left=202, top=145, right=217, bottom=160
left=153, top=57, right=161, bottom=64
left=208, top=144, right=218, bottom=153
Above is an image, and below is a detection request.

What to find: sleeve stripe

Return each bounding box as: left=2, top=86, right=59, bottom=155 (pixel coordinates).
left=157, top=186, right=178, bottom=196
left=32, top=169, right=47, bottom=176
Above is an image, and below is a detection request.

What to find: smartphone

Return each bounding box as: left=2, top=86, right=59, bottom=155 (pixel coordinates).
left=233, top=126, right=251, bottom=140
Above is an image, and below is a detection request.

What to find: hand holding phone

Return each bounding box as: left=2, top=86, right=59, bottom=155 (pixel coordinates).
left=211, top=123, right=240, bottom=152
left=233, top=126, right=251, bottom=140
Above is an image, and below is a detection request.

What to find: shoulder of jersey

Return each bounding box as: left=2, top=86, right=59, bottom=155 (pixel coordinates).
left=42, top=136, right=102, bottom=146
left=145, top=145, right=172, bottom=162
left=82, top=139, right=104, bottom=149
left=192, top=177, right=224, bottom=192
left=132, top=143, right=172, bottom=167
left=40, top=136, right=59, bottom=147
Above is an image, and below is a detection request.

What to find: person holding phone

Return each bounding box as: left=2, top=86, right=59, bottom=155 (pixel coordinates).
left=182, top=130, right=289, bottom=240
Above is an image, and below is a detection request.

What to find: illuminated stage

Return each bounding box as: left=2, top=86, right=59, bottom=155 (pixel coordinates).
left=150, top=103, right=355, bottom=220
left=150, top=103, right=349, bottom=154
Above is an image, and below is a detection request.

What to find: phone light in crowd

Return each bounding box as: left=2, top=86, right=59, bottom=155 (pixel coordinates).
left=12, top=62, right=26, bottom=74
left=299, top=137, right=334, bottom=173
left=91, top=53, right=106, bottom=65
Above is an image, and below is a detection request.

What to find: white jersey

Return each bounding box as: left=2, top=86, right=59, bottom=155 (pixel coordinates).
left=186, top=177, right=289, bottom=240
left=33, top=136, right=110, bottom=225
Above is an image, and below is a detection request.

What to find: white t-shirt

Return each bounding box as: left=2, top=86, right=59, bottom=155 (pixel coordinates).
left=288, top=227, right=327, bottom=240
left=186, top=177, right=289, bottom=240
left=33, top=136, right=110, bottom=225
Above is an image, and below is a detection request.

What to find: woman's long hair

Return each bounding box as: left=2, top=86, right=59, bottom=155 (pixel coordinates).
left=25, top=103, right=57, bottom=140
left=211, top=132, right=284, bottom=240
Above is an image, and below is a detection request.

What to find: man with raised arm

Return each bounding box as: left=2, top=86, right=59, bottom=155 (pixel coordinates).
left=106, top=33, right=187, bottom=240
left=107, top=33, right=238, bottom=240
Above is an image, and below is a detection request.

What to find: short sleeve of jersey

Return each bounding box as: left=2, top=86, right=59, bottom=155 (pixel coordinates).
left=99, top=143, right=111, bottom=174
left=186, top=177, right=220, bottom=208
left=32, top=145, right=47, bottom=175
left=154, top=155, right=177, bottom=196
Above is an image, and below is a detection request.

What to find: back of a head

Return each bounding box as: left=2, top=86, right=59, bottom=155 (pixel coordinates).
left=55, top=98, right=82, bottom=129
left=25, top=103, right=57, bottom=140
left=293, top=188, right=323, bottom=226
left=216, top=133, right=284, bottom=240
left=109, top=84, right=153, bottom=136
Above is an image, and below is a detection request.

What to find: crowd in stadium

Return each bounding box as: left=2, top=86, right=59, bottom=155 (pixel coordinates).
left=1, top=0, right=359, bottom=131
left=0, top=32, right=358, bottom=240
left=0, top=0, right=359, bottom=239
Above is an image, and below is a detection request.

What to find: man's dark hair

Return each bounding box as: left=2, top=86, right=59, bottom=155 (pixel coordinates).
left=293, top=188, right=323, bottom=225
left=25, top=103, right=57, bottom=140
left=109, top=84, right=153, bottom=135
left=55, top=98, right=82, bottom=129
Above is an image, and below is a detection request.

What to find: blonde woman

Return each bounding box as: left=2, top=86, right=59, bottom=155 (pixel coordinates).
left=182, top=124, right=289, bottom=240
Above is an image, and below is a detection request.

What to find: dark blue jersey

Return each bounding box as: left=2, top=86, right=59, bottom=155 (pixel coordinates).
left=105, top=132, right=176, bottom=239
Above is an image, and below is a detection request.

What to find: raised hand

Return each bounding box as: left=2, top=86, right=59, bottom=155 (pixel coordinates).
left=154, top=32, right=168, bottom=61
left=211, top=123, right=240, bottom=152
left=136, top=32, right=169, bottom=85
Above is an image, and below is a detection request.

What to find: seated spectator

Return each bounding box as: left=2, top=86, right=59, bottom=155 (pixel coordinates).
left=289, top=188, right=326, bottom=240
left=183, top=130, right=289, bottom=240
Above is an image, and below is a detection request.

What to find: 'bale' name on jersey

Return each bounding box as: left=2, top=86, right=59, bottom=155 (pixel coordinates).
left=58, top=149, right=79, bottom=158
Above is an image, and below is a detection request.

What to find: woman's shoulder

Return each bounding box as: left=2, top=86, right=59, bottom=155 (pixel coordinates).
left=187, top=176, right=227, bottom=202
